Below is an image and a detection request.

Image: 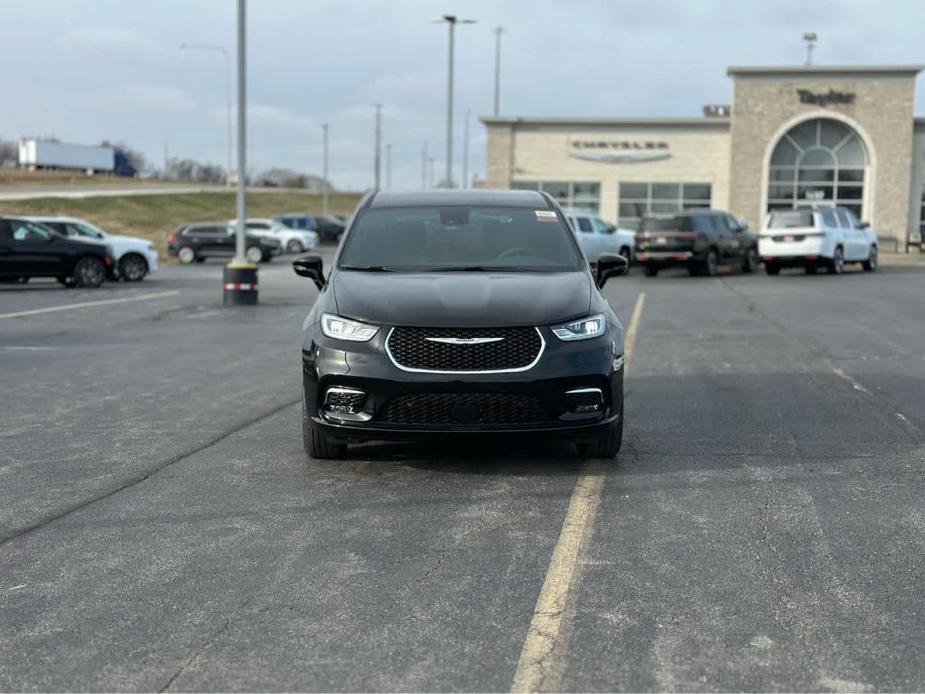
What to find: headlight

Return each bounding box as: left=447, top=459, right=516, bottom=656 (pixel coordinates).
left=551, top=314, right=606, bottom=341
left=321, top=313, right=379, bottom=342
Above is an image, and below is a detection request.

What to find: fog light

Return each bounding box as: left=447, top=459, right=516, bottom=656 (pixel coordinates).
left=323, top=387, right=367, bottom=415
left=565, top=387, right=603, bottom=415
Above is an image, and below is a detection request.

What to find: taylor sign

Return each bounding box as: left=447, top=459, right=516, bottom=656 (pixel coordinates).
left=570, top=140, right=670, bottom=163
left=797, top=89, right=856, bottom=106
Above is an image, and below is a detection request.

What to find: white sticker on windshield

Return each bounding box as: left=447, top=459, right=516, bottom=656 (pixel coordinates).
left=535, top=210, right=557, bottom=223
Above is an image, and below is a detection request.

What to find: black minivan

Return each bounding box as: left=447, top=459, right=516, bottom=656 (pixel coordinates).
left=635, top=209, right=760, bottom=277
left=292, top=190, right=629, bottom=460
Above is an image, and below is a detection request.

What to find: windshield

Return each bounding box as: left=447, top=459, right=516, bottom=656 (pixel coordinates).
left=768, top=210, right=815, bottom=228
left=338, top=206, right=583, bottom=272
left=75, top=222, right=106, bottom=239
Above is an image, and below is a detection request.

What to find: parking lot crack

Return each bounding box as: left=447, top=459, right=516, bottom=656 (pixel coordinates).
left=0, top=397, right=301, bottom=547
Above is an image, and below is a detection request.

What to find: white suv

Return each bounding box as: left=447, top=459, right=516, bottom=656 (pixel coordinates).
left=759, top=206, right=878, bottom=275
left=230, top=218, right=318, bottom=254
left=27, top=216, right=159, bottom=282
left=564, top=210, right=635, bottom=265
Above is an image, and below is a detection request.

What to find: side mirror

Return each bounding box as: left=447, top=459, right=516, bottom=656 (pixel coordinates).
left=859, top=221, right=870, bottom=229
left=605, top=223, right=617, bottom=234
left=293, top=255, right=325, bottom=290
left=595, top=253, right=629, bottom=288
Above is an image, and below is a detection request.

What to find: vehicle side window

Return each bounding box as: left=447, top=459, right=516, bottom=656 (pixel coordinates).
left=42, top=222, right=69, bottom=235
left=724, top=214, right=741, bottom=232
left=247, top=222, right=271, bottom=230
left=843, top=209, right=861, bottom=229
left=0, top=220, right=12, bottom=239
left=576, top=217, right=593, bottom=233
left=692, top=215, right=715, bottom=234
left=591, top=217, right=610, bottom=234
left=64, top=223, right=88, bottom=237
left=819, top=209, right=838, bottom=228
left=834, top=209, right=851, bottom=228
left=10, top=221, right=51, bottom=241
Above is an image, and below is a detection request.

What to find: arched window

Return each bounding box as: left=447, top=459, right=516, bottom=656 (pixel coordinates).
left=767, top=118, right=868, bottom=219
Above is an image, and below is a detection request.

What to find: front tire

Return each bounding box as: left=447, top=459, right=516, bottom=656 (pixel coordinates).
left=286, top=239, right=304, bottom=253
left=619, top=245, right=632, bottom=261
left=742, top=246, right=759, bottom=273
left=577, top=416, right=623, bottom=459
left=118, top=253, right=148, bottom=281
left=862, top=245, right=878, bottom=272
left=72, top=256, right=106, bottom=288
left=303, top=400, right=347, bottom=460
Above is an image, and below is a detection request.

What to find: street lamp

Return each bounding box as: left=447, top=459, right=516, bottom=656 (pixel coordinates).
left=803, top=32, right=817, bottom=66
left=179, top=43, right=233, bottom=187
left=434, top=15, right=476, bottom=188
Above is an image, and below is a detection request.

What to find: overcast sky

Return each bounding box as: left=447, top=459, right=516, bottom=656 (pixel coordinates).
left=2, top=0, right=925, bottom=190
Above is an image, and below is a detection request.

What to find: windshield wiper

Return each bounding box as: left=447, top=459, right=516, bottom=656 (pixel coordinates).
left=339, top=265, right=398, bottom=272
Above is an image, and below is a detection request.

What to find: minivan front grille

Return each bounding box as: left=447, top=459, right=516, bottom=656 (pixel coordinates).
left=378, top=392, right=551, bottom=427
left=386, top=326, right=543, bottom=373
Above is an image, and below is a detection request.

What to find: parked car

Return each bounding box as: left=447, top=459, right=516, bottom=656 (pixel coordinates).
left=26, top=215, right=158, bottom=282
left=759, top=206, right=877, bottom=275
left=167, top=223, right=281, bottom=264
left=0, top=216, right=114, bottom=288
left=292, top=189, right=629, bottom=460
left=274, top=214, right=346, bottom=243
left=635, top=209, right=760, bottom=277
left=230, top=218, right=318, bottom=253
left=564, top=210, right=635, bottom=265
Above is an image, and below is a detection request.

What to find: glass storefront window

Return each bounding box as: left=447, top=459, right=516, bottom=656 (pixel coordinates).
left=511, top=181, right=601, bottom=213
left=767, top=118, right=868, bottom=217
left=618, top=181, right=713, bottom=228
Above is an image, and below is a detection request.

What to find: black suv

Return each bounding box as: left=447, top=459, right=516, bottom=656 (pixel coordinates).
left=635, top=210, right=760, bottom=277
left=292, top=190, right=629, bottom=460
left=166, top=223, right=281, bottom=264
left=0, top=217, right=114, bottom=288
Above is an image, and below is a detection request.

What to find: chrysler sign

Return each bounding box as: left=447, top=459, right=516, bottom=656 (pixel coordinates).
left=570, top=140, right=670, bottom=163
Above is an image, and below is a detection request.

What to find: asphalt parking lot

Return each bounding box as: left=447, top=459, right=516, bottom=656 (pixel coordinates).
left=2, top=252, right=924, bottom=691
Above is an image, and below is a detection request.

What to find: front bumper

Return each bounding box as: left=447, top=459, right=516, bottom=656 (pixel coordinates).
left=146, top=249, right=160, bottom=274
left=302, top=328, right=624, bottom=443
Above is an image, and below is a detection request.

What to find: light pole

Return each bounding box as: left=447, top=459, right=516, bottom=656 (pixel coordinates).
left=179, top=43, right=233, bottom=187
left=803, top=32, right=817, bottom=66
left=221, top=0, right=255, bottom=304
left=435, top=15, right=476, bottom=188
left=493, top=26, right=503, bottom=116
left=321, top=123, right=329, bottom=214
left=421, top=142, right=428, bottom=189
left=462, top=109, right=470, bottom=188
left=373, top=104, right=383, bottom=191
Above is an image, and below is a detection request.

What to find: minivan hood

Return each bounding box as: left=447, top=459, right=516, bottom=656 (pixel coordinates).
left=332, top=271, right=592, bottom=328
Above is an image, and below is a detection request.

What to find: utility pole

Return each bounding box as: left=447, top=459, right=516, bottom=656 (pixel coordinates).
left=163, top=140, right=169, bottom=179
left=803, top=32, right=817, bottom=66
left=373, top=104, right=382, bottom=191
left=321, top=123, right=329, bottom=214
left=435, top=15, right=476, bottom=188
left=493, top=26, right=503, bottom=116
left=462, top=109, right=470, bottom=189
left=385, top=143, right=392, bottom=192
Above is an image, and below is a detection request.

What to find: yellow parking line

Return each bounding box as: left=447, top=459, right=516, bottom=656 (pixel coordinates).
left=511, top=291, right=646, bottom=694
left=0, top=290, right=180, bottom=320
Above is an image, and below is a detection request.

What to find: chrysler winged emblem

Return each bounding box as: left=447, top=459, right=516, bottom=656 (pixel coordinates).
left=425, top=336, right=505, bottom=345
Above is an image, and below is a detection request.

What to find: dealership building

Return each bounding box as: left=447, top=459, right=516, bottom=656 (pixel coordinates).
left=482, top=65, right=925, bottom=249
